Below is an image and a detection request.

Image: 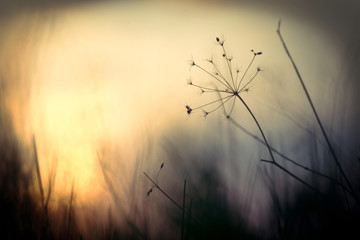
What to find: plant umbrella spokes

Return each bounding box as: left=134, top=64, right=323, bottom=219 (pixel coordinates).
left=186, top=37, right=263, bottom=120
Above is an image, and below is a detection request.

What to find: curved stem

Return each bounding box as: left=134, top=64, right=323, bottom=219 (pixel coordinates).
left=228, top=116, right=351, bottom=193
left=236, top=95, right=276, bottom=163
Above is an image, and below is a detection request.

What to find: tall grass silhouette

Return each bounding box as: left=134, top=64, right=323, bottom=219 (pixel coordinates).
left=276, top=20, right=359, bottom=205
left=143, top=132, right=261, bottom=239
left=1, top=19, right=359, bottom=239
left=185, top=24, right=360, bottom=238
left=186, top=30, right=359, bottom=201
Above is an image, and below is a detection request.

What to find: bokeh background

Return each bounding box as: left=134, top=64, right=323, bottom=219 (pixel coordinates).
left=1, top=0, right=359, bottom=239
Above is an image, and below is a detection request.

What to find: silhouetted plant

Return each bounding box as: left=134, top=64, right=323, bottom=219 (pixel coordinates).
left=186, top=32, right=360, bottom=209
left=186, top=37, right=263, bottom=120
left=186, top=37, right=325, bottom=194
left=184, top=25, right=360, bottom=239
left=276, top=20, right=359, bottom=205
left=186, top=36, right=276, bottom=165
left=143, top=163, right=186, bottom=211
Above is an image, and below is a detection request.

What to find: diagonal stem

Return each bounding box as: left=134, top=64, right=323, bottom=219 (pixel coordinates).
left=236, top=95, right=276, bottom=163
left=192, top=94, right=233, bottom=111
left=195, top=64, right=234, bottom=91
left=228, top=116, right=351, bottom=193
left=277, top=20, right=359, bottom=204
left=261, top=159, right=323, bottom=195
left=221, top=45, right=236, bottom=89
left=143, top=172, right=183, bottom=210
left=237, top=55, right=256, bottom=91
left=33, top=136, right=45, bottom=207
left=143, top=172, right=200, bottom=223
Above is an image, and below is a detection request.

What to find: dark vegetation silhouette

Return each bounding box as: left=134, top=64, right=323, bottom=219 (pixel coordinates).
left=1, top=20, right=360, bottom=239
left=179, top=21, right=360, bottom=239
left=144, top=134, right=260, bottom=240
left=0, top=97, right=83, bottom=239
left=0, top=111, right=41, bottom=240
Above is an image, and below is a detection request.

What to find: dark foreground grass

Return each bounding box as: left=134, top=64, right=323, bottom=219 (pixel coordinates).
left=183, top=24, right=360, bottom=239
left=1, top=24, right=360, bottom=239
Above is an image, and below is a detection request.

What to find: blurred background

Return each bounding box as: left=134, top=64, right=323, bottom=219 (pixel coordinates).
left=0, top=0, right=359, bottom=239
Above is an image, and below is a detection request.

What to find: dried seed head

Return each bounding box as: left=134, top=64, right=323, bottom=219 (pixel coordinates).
left=147, top=188, right=153, bottom=196
left=188, top=58, right=196, bottom=68
left=203, top=110, right=209, bottom=117
left=216, top=37, right=224, bottom=46
left=187, top=77, right=193, bottom=85
left=186, top=105, right=192, bottom=115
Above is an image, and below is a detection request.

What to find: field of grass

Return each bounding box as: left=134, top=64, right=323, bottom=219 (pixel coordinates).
left=1, top=1, right=360, bottom=239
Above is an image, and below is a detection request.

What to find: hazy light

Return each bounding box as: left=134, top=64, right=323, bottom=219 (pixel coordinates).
left=1, top=1, right=357, bottom=231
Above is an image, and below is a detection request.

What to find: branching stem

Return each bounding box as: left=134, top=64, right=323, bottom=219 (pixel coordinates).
left=236, top=95, right=276, bottom=163
left=277, top=20, right=359, bottom=204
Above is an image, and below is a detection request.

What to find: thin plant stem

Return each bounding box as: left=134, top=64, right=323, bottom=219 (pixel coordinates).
left=181, top=179, right=187, bottom=240
left=277, top=20, right=359, bottom=203
left=236, top=95, right=276, bottom=163
left=191, top=95, right=233, bottom=112
left=33, top=136, right=45, bottom=207
left=239, top=70, right=259, bottom=92
left=189, top=82, right=229, bottom=93
left=33, top=136, right=52, bottom=237
left=67, top=180, right=75, bottom=239
left=227, top=116, right=350, bottom=193
left=220, top=45, right=236, bottom=88
left=185, top=199, right=192, bottom=240
left=237, top=55, right=256, bottom=91
left=206, top=96, right=234, bottom=115
left=97, top=153, right=125, bottom=213
left=228, top=97, right=237, bottom=116
left=236, top=95, right=328, bottom=195
left=143, top=172, right=199, bottom=223
left=195, top=64, right=234, bottom=91
left=261, top=159, right=323, bottom=195
left=211, top=62, right=228, bottom=84
left=143, top=172, right=183, bottom=210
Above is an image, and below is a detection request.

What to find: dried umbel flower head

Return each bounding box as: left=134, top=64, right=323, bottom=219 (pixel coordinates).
left=186, top=37, right=263, bottom=118
left=185, top=37, right=276, bottom=166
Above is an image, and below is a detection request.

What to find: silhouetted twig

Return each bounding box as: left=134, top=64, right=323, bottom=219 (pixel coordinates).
left=186, top=37, right=333, bottom=196
left=181, top=179, right=187, bottom=240
left=228, top=116, right=351, bottom=193
left=33, top=136, right=45, bottom=207
left=143, top=171, right=183, bottom=210
left=261, top=159, right=323, bottom=195
left=277, top=20, right=359, bottom=204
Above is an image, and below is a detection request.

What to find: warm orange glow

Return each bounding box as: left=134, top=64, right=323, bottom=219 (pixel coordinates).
left=0, top=0, right=342, bottom=213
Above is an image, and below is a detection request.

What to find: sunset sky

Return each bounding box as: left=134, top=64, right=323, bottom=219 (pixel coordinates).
left=1, top=0, right=359, bottom=232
